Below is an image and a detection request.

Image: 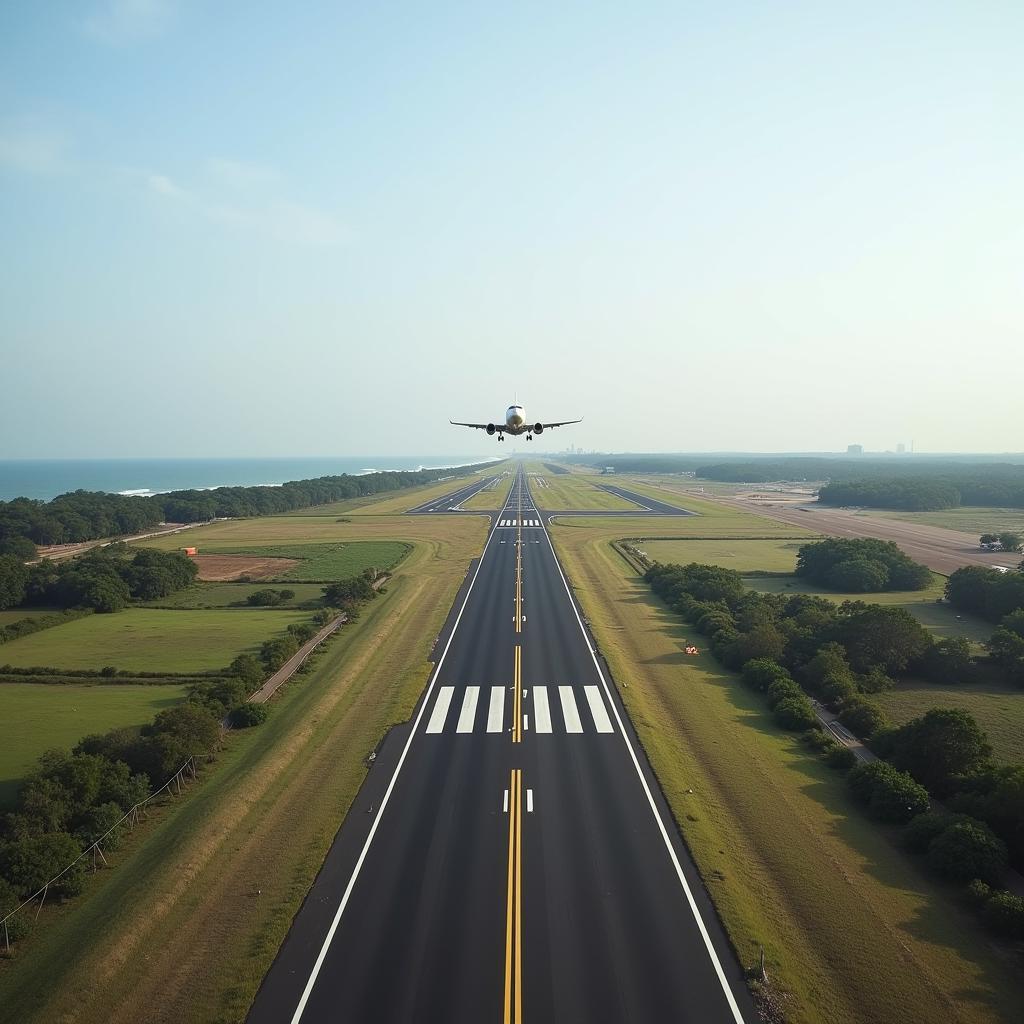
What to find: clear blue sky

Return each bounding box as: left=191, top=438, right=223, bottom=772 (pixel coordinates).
left=2, top=1, right=1021, bottom=457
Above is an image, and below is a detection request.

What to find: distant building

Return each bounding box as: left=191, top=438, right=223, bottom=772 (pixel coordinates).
left=896, top=443, right=906, bottom=454
left=602, top=466, right=615, bottom=474
left=847, top=444, right=864, bottom=455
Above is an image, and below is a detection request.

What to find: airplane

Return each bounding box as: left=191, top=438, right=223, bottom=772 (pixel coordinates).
left=450, top=403, right=582, bottom=442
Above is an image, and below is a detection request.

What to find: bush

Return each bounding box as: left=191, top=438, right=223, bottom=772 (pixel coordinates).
left=848, top=761, right=930, bottom=823
left=838, top=698, right=888, bottom=739
left=0, top=832, right=83, bottom=897
left=246, top=589, right=284, bottom=607
left=801, top=728, right=835, bottom=753
left=229, top=702, right=269, bottom=728
left=982, top=891, right=1024, bottom=939
left=741, top=658, right=791, bottom=692
left=774, top=695, right=818, bottom=731
left=927, top=819, right=1008, bottom=883
left=903, top=812, right=959, bottom=854
left=765, top=678, right=804, bottom=710
left=965, top=878, right=992, bottom=907
left=824, top=745, right=858, bottom=771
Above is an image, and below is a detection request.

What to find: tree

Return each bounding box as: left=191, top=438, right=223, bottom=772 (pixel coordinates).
left=741, top=658, right=792, bottom=692
left=982, top=891, right=1024, bottom=939
left=227, top=654, right=265, bottom=687
left=885, top=707, right=992, bottom=795
left=0, top=832, right=83, bottom=897
left=987, top=626, right=1024, bottom=687
left=826, top=558, right=889, bottom=592
left=999, top=532, right=1022, bottom=553
left=0, top=554, right=29, bottom=610
left=980, top=533, right=999, bottom=548
left=838, top=698, right=887, bottom=739
left=916, top=636, right=975, bottom=685
left=831, top=605, right=932, bottom=674
left=774, top=695, right=817, bottom=731
left=260, top=636, right=298, bottom=671
left=927, top=818, right=1007, bottom=883
left=230, top=702, right=269, bottom=728
left=847, top=761, right=930, bottom=823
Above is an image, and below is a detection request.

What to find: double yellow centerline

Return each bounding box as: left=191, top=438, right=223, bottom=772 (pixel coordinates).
left=503, top=767, right=523, bottom=1024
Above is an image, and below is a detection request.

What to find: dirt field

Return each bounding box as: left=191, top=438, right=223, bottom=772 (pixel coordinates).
left=191, top=553, right=299, bottom=581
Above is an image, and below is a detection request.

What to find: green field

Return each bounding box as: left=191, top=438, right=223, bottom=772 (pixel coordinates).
left=745, top=575, right=993, bottom=645
left=640, top=537, right=816, bottom=573
left=0, top=683, right=188, bottom=807
left=549, top=522, right=1024, bottom=1024
left=874, top=506, right=1024, bottom=537
left=874, top=679, right=1024, bottom=765
left=0, top=608, right=311, bottom=673
left=140, top=582, right=326, bottom=609
left=202, top=540, right=410, bottom=581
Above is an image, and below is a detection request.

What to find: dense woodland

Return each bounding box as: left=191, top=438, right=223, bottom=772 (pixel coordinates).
left=0, top=462, right=496, bottom=555
left=795, top=537, right=933, bottom=592
left=643, top=558, right=1024, bottom=939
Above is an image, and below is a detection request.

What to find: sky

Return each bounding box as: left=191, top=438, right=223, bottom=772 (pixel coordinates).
left=1, top=1, right=1022, bottom=458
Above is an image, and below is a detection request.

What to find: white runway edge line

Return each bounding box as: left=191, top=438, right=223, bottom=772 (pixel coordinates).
left=537, top=497, right=748, bottom=1023
left=287, top=484, right=517, bottom=1024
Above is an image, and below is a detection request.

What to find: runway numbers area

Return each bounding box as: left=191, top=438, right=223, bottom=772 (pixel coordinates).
left=425, top=684, right=615, bottom=736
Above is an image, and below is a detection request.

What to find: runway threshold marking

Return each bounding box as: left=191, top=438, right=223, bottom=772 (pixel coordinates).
left=426, top=686, right=455, bottom=733
left=504, top=767, right=523, bottom=1024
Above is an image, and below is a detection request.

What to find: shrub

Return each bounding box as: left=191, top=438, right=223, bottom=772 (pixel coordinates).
left=903, top=812, right=959, bottom=854
left=982, top=891, right=1024, bottom=939
left=848, top=761, right=930, bottom=823
left=927, top=819, right=1008, bottom=883
left=765, top=678, right=804, bottom=710
left=824, top=745, right=858, bottom=771
left=838, top=698, right=888, bottom=740
left=801, top=729, right=835, bottom=753
left=741, top=658, right=791, bottom=693
left=230, top=702, right=269, bottom=728
left=774, top=695, right=818, bottom=731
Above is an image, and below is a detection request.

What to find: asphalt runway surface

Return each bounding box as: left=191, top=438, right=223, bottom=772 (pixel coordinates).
left=248, top=466, right=752, bottom=1024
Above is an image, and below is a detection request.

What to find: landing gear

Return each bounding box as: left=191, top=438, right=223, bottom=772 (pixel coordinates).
left=497, top=434, right=505, bottom=442
left=526, top=434, right=533, bottom=441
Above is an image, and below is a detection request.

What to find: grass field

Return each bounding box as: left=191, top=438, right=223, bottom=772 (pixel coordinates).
left=874, top=679, right=1024, bottom=765
left=745, top=576, right=993, bottom=645
left=0, top=683, right=189, bottom=808
left=531, top=473, right=640, bottom=511
left=211, top=540, right=409, bottom=581
left=460, top=472, right=513, bottom=510
left=0, top=515, right=486, bottom=1024
left=640, top=537, right=815, bottom=573
left=549, top=520, right=1024, bottom=1024
left=0, top=608, right=311, bottom=673
left=873, top=507, right=1024, bottom=537
left=139, top=582, right=326, bottom=609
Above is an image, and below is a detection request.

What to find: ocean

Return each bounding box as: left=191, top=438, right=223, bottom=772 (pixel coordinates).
left=0, top=456, right=499, bottom=503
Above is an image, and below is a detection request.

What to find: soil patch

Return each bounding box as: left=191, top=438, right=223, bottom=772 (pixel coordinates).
left=191, top=553, right=299, bottom=581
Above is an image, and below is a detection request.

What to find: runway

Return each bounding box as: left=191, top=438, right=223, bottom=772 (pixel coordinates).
left=248, top=465, right=752, bottom=1024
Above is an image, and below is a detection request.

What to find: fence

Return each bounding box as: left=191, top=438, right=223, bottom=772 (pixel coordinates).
left=1, top=755, right=198, bottom=952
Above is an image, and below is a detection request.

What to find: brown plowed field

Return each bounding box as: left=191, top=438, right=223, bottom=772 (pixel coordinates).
left=191, top=553, right=299, bottom=581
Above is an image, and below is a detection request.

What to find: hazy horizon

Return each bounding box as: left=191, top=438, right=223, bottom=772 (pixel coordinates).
left=3, top=2, right=1022, bottom=458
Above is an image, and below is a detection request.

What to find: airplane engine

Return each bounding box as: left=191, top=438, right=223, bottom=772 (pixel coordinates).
left=486, top=423, right=496, bottom=435
left=533, top=423, right=544, bottom=435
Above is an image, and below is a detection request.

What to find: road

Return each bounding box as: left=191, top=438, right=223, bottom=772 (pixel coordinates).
left=248, top=465, right=752, bottom=1024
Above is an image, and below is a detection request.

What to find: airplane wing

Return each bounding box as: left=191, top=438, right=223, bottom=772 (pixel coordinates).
left=539, top=418, right=583, bottom=429
left=449, top=420, right=495, bottom=430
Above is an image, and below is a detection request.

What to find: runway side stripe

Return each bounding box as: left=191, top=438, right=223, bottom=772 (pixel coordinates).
left=533, top=686, right=552, bottom=733
left=537, top=502, right=748, bottom=1024
left=456, top=686, right=480, bottom=733
left=426, top=687, right=455, bottom=734
left=487, top=686, right=505, bottom=732
left=286, top=500, right=506, bottom=1024
left=558, top=686, right=583, bottom=733
left=583, top=685, right=614, bottom=733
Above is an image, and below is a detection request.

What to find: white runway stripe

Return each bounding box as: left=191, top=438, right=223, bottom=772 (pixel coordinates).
left=584, top=686, right=614, bottom=733
left=487, top=686, right=505, bottom=733
left=558, top=686, right=583, bottom=733
left=456, top=686, right=480, bottom=733
left=533, top=686, right=552, bottom=732
left=426, top=687, right=454, bottom=734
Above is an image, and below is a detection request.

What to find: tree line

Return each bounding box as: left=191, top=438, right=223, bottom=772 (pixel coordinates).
left=643, top=559, right=1024, bottom=940
left=819, top=473, right=1024, bottom=511
left=0, top=462, right=497, bottom=555
left=0, top=545, right=199, bottom=615
left=795, top=537, right=932, bottom=592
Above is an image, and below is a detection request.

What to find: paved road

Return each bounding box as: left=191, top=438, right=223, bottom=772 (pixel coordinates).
left=249, top=466, right=751, bottom=1024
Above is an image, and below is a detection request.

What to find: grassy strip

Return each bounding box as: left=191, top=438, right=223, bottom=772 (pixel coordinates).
left=531, top=473, right=639, bottom=510
left=550, top=522, right=1024, bottom=1024
left=460, top=473, right=513, bottom=510
left=0, top=518, right=485, bottom=1023
left=872, top=508, right=1024, bottom=536
left=639, top=538, right=811, bottom=573
left=208, top=540, right=410, bottom=581
left=140, top=582, right=326, bottom=609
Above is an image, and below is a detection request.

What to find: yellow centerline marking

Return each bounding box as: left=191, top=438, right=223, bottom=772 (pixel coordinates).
left=504, top=768, right=523, bottom=1024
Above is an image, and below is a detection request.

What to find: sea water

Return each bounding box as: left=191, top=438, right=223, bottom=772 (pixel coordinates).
left=0, top=456, right=498, bottom=502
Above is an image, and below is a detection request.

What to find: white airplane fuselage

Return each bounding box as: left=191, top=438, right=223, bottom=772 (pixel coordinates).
left=505, top=404, right=526, bottom=433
